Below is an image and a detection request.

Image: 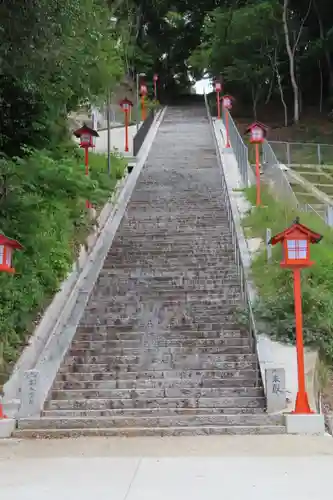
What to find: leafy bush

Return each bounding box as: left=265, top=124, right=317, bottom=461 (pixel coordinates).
left=0, top=147, right=126, bottom=377
left=242, top=186, right=333, bottom=362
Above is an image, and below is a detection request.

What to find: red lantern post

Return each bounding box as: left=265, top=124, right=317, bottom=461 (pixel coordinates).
left=119, top=98, right=133, bottom=152
left=153, top=74, right=158, bottom=101
left=74, top=124, right=99, bottom=209
left=0, top=234, right=23, bottom=274
left=269, top=218, right=322, bottom=414
left=215, top=82, right=222, bottom=119
left=245, top=122, right=267, bottom=207
left=140, top=84, right=148, bottom=121
left=222, top=95, right=233, bottom=148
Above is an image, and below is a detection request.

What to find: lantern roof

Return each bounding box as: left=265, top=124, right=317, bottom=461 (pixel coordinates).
left=245, top=121, right=268, bottom=134
left=119, top=97, right=133, bottom=107
left=0, top=233, right=23, bottom=250
left=269, top=217, right=322, bottom=246
left=73, top=123, right=99, bottom=138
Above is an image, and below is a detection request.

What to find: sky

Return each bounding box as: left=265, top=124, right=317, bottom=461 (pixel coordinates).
left=194, top=78, right=213, bottom=95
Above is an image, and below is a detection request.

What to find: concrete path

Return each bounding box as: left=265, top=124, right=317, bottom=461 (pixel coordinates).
left=94, top=125, right=137, bottom=156
left=1, top=436, right=333, bottom=499
left=73, top=125, right=137, bottom=156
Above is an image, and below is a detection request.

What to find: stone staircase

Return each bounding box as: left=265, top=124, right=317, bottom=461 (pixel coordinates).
left=16, top=105, right=285, bottom=437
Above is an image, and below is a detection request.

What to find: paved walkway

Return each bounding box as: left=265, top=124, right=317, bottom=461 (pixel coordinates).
left=1, top=436, right=333, bottom=499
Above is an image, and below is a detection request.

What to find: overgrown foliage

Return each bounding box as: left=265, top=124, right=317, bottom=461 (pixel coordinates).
left=242, top=186, right=333, bottom=362
left=189, top=0, right=333, bottom=122
left=0, top=0, right=123, bottom=156
left=0, top=148, right=125, bottom=377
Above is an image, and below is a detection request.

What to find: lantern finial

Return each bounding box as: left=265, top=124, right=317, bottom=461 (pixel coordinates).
left=294, top=216, right=300, bottom=224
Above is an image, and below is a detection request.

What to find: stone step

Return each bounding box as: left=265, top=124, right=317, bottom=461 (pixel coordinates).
left=61, top=361, right=257, bottom=374
left=42, top=406, right=266, bottom=418
left=84, top=297, right=243, bottom=310
left=99, top=264, right=238, bottom=273
left=68, top=345, right=251, bottom=357
left=58, top=365, right=257, bottom=382
left=56, top=368, right=259, bottom=383
left=82, top=303, right=242, bottom=316
left=74, top=328, right=248, bottom=341
left=71, top=337, right=251, bottom=349
left=45, top=396, right=266, bottom=411
left=53, top=376, right=260, bottom=391
left=97, top=270, right=239, bottom=280
left=110, top=242, right=234, bottom=252
left=13, top=424, right=286, bottom=438
left=103, top=260, right=237, bottom=270
left=19, top=413, right=282, bottom=431
left=89, top=288, right=241, bottom=298
left=50, top=386, right=263, bottom=401
left=79, top=313, right=239, bottom=326
left=91, top=286, right=242, bottom=298
left=63, top=352, right=256, bottom=366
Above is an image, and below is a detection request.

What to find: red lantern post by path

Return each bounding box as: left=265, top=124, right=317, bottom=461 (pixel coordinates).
left=245, top=122, right=267, bottom=207
left=153, top=74, right=158, bottom=101
left=0, top=234, right=23, bottom=274
left=140, top=84, right=148, bottom=121
left=215, top=82, right=222, bottom=119
left=222, top=94, right=233, bottom=148
left=269, top=218, right=322, bottom=414
left=74, top=124, right=99, bottom=209
left=119, top=98, right=133, bottom=152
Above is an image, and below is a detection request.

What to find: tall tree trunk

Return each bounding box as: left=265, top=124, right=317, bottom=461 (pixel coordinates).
left=265, top=74, right=274, bottom=104
left=283, top=0, right=300, bottom=122
left=319, top=59, right=323, bottom=112
left=314, top=0, right=333, bottom=92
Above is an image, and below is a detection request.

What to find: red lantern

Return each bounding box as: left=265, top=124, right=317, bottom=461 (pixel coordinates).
left=73, top=124, right=99, bottom=208
left=245, top=121, right=267, bottom=144
left=270, top=217, right=322, bottom=415
left=221, top=95, right=234, bottom=148
left=119, top=97, right=133, bottom=113
left=222, top=94, right=233, bottom=110
left=245, top=121, right=268, bottom=206
left=0, top=234, right=23, bottom=273
left=140, top=84, right=148, bottom=96
left=153, top=74, right=158, bottom=82
left=270, top=217, right=322, bottom=269
left=215, top=82, right=222, bottom=93
left=119, top=98, right=133, bottom=152
left=74, top=123, right=99, bottom=149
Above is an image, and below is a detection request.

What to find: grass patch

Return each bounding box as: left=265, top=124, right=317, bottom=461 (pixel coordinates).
left=242, top=185, right=333, bottom=363
left=0, top=145, right=126, bottom=384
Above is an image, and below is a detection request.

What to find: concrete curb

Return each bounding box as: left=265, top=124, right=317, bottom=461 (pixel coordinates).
left=4, top=107, right=167, bottom=421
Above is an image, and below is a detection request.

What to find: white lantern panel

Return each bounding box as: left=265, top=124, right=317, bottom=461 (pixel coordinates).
left=252, top=127, right=264, bottom=141
left=215, top=83, right=221, bottom=92
left=287, top=239, right=307, bottom=260
left=6, top=247, right=11, bottom=267
left=81, top=134, right=91, bottom=143
left=122, top=103, right=130, bottom=110
left=0, top=245, right=3, bottom=265
left=223, top=98, right=231, bottom=108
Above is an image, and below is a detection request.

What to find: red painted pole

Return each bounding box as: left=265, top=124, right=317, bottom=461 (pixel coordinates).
left=225, top=110, right=230, bottom=148
left=125, top=110, right=129, bottom=152
left=255, top=143, right=261, bottom=207
left=85, top=147, right=91, bottom=209
left=292, top=268, right=313, bottom=414
left=217, top=92, right=220, bottom=119
left=141, top=96, right=146, bottom=121
left=154, top=81, right=157, bottom=101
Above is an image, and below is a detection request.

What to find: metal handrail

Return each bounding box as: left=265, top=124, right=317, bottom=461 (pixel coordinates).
left=205, top=93, right=260, bottom=388
left=222, top=108, right=250, bottom=187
